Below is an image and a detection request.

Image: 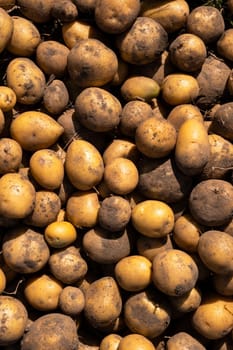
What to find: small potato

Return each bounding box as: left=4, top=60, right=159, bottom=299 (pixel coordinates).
left=2, top=225, right=50, bottom=274
left=65, top=139, right=104, bottom=190
left=74, top=87, right=122, bottom=132
left=100, top=334, right=122, bottom=350
left=45, top=221, right=77, bottom=248
left=175, top=118, right=210, bottom=176
left=152, top=249, right=199, bottom=296
left=24, top=274, right=63, bottom=311
left=168, top=287, right=202, bottom=314
left=10, top=111, right=64, bottom=151
left=197, top=230, right=233, bottom=275
left=161, top=73, right=199, bottom=106
left=140, top=0, right=190, bottom=34
left=166, top=332, right=206, bottom=350
left=66, top=190, right=100, bottom=229
left=115, top=255, right=152, bottom=292
left=118, top=334, right=155, bottom=350
left=189, top=179, right=233, bottom=226
left=82, top=226, right=132, bottom=264
left=0, top=138, right=22, bottom=174
left=120, top=76, right=160, bottom=102
left=0, top=296, right=28, bottom=346
left=98, top=196, right=131, bottom=232
left=167, top=103, right=203, bottom=131
left=0, top=86, right=16, bottom=112
left=124, top=289, right=171, bottom=339
left=17, top=0, right=54, bottom=23
left=67, top=38, right=118, bottom=87
left=0, top=8, right=13, bottom=54
left=29, top=149, right=64, bottom=190
left=103, top=139, right=139, bottom=165
left=135, top=117, right=177, bottom=158
left=103, top=157, right=139, bottom=195
left=84, top=276, right=122, bottom=330
left=36, top=40, right=70, bottom=77
left=6, top=57, right=46, bottom=105
left=116, top=16, right=168, bottom=65
left=0, top=173, right=35, bottom=219
left=95, top=0, right=140, bottom=34
left=43, top=80, right=69, bottom=115
left=7, top=16, right=41, bottom=57
left=24, top=190, right=61, bottom=227
left=187, top=6, right=225, bottom=44
left=49, top=246, right=88, bottom=284
left=137, top=234, right=173, bottom=261
left=59, top=286, right=85, bottom=316
left=51, top=0, right=78, bottom=22
left=131, top=200, right=175, bottom=238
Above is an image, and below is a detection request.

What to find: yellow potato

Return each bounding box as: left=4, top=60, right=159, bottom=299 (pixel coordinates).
left=0, top=86, right=16, bottom=112
left=0, top=8, right=13, bottom=53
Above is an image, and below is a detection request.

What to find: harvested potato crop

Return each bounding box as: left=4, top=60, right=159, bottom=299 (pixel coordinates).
left=43, top=79, right=69, bottom=115
left=74, top=87, right=122, bottom=132
left=59, top=286, right=85, bottom=316
left=0, top=137, right=22, bottom=174
left=10, top=110, right=64, bottom=151
left=0, top=86, right=16, bottom=112
left=0, top=8, right=13, bottom=54
left=67, top=38, right=118, bottom=87
left=45, top=221, right=77, bottom=248
left=6, top=57, right=46, bottom=105
left=116, top=16, right=168, bottom=65
left=152, top=249, right=199, bottom=296
left=120, top=76, right=160, bottom=102
left=0, top=295, right=28, bottom=346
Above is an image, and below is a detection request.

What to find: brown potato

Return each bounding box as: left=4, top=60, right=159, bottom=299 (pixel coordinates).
left=74, top=87, right=122, bottom=132
left=67, top=38, right=118, bottom=87
left=43, top=79, right=69, bottom=115
left=51, top=0, right=78, bottom=22
left=168, top=287, right=202, bottom=314
left=166, top=332, right=206, bottom=350
left=137, top=234, right=173, bottom=261
left=120, top=76, right=160, bottom=102
left=135, top=117, right=177, bottom=158
left=0, top=138, right=22, bottom=174
left=36, top=40, right=70, bottom=77
left=167, top=103, right=203, bottom=131
left=0, top=86, right=16, bottom=112
left=21, top=313, right=79, bottom=350
left=2, top=225, right=50, bottom=274
left=116, top=16, right=168, bottom=65
left=17, top=0, right=54, bottom=23
left=210, top=102, right=233, bottom=142
left=59, top=286, right=85, bottom=316
left=0, top=0, right=15, bottom=10
left=189, top=179, right=233, bottom=226
left=0, top=8, right=13, bottom=54
left=152, top=249, right=199, bottom=296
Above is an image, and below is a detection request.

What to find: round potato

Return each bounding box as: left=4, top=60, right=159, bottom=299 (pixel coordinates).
left=45, top=221, right=77, bottom=248
left=43, top=79, right=69, bottom=115
left=118, top=334, right=155, bottom=350
left=0, top=8, right=13, bottom=54
left=59, top=286, right=85, bottom=316
left=0, top=138, right=22, bottom=174
left=0, top=86, right=16, bottom=112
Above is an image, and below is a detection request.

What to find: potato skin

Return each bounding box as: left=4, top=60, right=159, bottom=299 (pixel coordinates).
left=43, top=79, right=69, bottom=115
left=17, top=0, right=54, bottom=23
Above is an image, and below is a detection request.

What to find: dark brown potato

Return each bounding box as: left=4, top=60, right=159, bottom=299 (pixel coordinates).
left=21, top=313, right=79, bottom=350
left=189, top=179, right=233, bottom=226
left=136, top=234, right=173, bottom=262
left=43, top=80, right=69, bottom=115
left=51, top=0, right=78, bottom=22
left=17, top=0, right=54, bottom=23
left=209, top=102, right=233, bottom=142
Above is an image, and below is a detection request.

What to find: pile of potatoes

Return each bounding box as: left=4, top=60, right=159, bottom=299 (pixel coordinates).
left=0, top=0, right=233, bottom=349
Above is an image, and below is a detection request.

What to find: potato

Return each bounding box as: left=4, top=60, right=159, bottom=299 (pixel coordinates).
left=166, top=332, right=206, bottom=350
left=82, top=226, right=132, bottom=264
left=24, top=274, right=63, bottom=311
left=2, top=225, right=50, bottom=274
left=169, top=287, right=202, bottom=315
left=0, top=296, right=28, bottom=346
left=167, top=104, right=203, bottom=131
left=140, top=0, right=190, bottom=34
left=135, top=117, right=176, bottom=158
left=161, top=73, right=199, bottom=106
left=67, top=38, right=118, bottom=87
left=0, top=173, right=35, bottom=219
left=98, top=195, right=131, bottom=232
left=116, top=16, right=168, bottom=65
left=6, top=16, right=41, bottom=57
left=0, top=8, right=13, bottom=54
left=217, top=29, right=233, bottom=62
left=0, top=138, right=22, bottom=174
left=119, top=100, right=154, bottom=138
left=104, top=157, right=139, bottom=195
left=175, top=118, right=210, bottom=176
left=152, top=249, right=199, bottom=296
left=59, top=286, right=85, bottom=316
left=210, top=102, right=233, bottom=142
left=0, top=86, right=16, bottom=112
left=213, top=273, right=233, bottom=297
left=43, top=79, right=69, bottom=115
left=169, top=33, right=207, bottom=72
left=115, top=255, right=152, bottom=292
left=10, top=111, right=64, bottom=151
left=137, top=234, right=173, bottom=262
left=24, top=190, right=61, bottom=227
left=103, top=139, right=139, bottom=165
left=120, top=76, right=160, bottom=102
left=21, top=313, right=79, bottom=350
left=189, top=179, right=233, bottom=226
left=124, top=289, right=171, bottom=338
left=45, top=221, right=77, bottom=248
left=51, top=0, right=78, bottom=22
left=36, top=40, right=70, bottom=77
left=100, top=335, right=122, bottom=350
left=84, top=276, right=122, bottom=330
left=187, top=6, right=225, bottom=44
left=17, top=0, right=54, bottom=23
left=131, top=200, right=174, bottom=238
left=6, top=57, right=46, bottom=105
left=197, top=230, right=233, bottom=275
left=74, top=87, right=122, bottom=132
left=138, top=157, right=193, bottom=203
left=65, top=139, right=104, bottom=190
left=192, top=293, right=233, bottom=340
